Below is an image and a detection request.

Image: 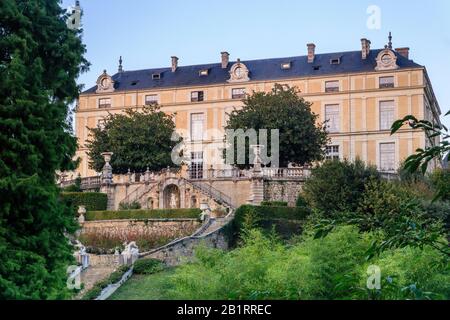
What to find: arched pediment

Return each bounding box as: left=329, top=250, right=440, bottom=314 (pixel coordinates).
left=96, top=70, right=115, bottom=93
left=227, top=59, right=250, bottom=83
left=375, top=49, right=399, bottom=71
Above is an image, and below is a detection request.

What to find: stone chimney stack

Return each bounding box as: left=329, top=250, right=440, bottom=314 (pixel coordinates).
left=395, top=47, right=410, bottom=59
left=171, top=56, right=179, bottom=72
left=307, top=43, right=316, bottom=63
left=221, top=52, right=230, bottom=69
left=361, top=38, right=371, bottom=60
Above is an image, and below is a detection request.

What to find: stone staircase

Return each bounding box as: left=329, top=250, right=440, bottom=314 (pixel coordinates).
left=181, top=178, right=235, bottom=209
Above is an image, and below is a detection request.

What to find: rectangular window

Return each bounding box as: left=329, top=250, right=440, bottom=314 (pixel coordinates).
left=98, top=98, right=111, bottom=108
left=190, top=152, right=204, bottom=179
left=190, top=113, right=204, bottom=141
left=191, top=91, right=204, bottom=102
left=145, top=95, right=158, bottom=105
left=379, top=100, right=395, bottom=130
left=232, top=88, right=246, bottom=99
left=325, top=145, right=340, bottom=161
left=379, top=76, right=395, bottom=88
left=325, top=104, right=340, bottom=133
left=325, top=81, right=339, bottom=93
left=380, top=143, right=395, bottom=171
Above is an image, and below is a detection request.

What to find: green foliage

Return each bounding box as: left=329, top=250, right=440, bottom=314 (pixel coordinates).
left=61, top=192, right=108, bottom=211
left=391, top=114, right=449, bottom=200
left=86, top=105, right=182, bottom=174
left=0, top=0, right=88, bottom=299
left=295, top=193, right=308, bottom=208
left=429, top=169, right=450, bottom=201
left=82, top=266, right=130, bottom=300
left=133, top=259, right=165, bottom=275
left=119, top=200, right=142, bottom=210
left=234, top=205, right=309, bottom=239
left=63, top=176, right=82, bottom=192
left=168, top=226, right=449, bottom=300
left=303, top=159, right=380, bottom=216
left=223, top=85, right=328, bottom=168
left=86, top=208, right=202, bottom=221
left=260, top=201, right=288, bottom=207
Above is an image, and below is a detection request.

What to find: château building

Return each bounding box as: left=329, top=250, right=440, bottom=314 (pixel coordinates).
left=74, top=35, right=441, bottom=179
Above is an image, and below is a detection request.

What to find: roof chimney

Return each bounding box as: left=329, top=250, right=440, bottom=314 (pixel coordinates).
left=171, top=56, right=178, bottom=72
left=221, top=52, right=230, bottom=69
left=395, top=47, right=410, bottom=59
left=361, top=38, right=371, bottom=60
left=307, top=43, right=316, bottom=63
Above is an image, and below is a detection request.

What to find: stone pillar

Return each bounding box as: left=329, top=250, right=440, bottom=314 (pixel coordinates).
left=101, top=152, right=115, bottom=210
left=249, top=145, right=264, bottom=205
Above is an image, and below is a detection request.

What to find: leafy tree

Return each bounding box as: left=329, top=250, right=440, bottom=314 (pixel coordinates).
left=223, top=85, right=328, bottom=168
left=302, top=159, right=380, bottom=216
left=0, top=0, right=88, bottom=299
left=86, top=105, right=182, bottom=174
left=391, top=112, right=450, bottom=200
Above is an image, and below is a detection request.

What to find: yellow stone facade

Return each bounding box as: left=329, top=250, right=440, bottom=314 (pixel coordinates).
left=74, top=48, right=441, bottom=178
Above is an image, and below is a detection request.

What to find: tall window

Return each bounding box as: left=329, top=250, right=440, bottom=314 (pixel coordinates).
left=232, top=88, right=246, bottom=99
left=98, top=98, right=111, bottom=108
left=190, top=113, right=204, bottom=141
left=191, top=91, right=204, bottom=102
left=325, top=145, right=340, bottom=160
left=190, top=152, right=204, bottom=179
left=379, top=76, right=395, bottom=88
left=325, top=81, right=339, bottom=93
left=379, top=100, right=395, bottom=130
left=380, top=143, right=395, bottom=172
left=325, top=104, right=340, bottom=133
left=145, top=95, right=158, bottom=105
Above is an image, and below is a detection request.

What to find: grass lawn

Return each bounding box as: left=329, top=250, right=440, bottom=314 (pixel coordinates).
left=109, top=268, right=177, bottom=300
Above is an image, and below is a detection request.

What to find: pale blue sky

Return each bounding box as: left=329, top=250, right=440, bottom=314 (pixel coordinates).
left=64, top=0, right=450, bottom=127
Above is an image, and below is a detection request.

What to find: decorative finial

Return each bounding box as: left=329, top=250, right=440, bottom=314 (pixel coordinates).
left=103, top=69, right=107, bottom=74
left=118, top=56, right=123, bottom=73
left=388, top=31, right=393, bottom=49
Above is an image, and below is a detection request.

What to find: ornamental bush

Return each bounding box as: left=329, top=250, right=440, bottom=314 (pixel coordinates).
left=302, top=159, right=380, bottom=216
left=61, top=192, right=108, bottom=211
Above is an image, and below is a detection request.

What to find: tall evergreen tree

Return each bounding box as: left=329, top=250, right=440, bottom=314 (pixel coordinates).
left=0, top=0, right=88, bottom=299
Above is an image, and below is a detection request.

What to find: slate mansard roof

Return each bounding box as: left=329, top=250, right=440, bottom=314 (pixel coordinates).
left=82, top=49, right=423, bottom=94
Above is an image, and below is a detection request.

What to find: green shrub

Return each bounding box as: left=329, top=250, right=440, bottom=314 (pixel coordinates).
left=302, top=159, right=380, bottom=216
left=295, top=193, right=308, bottom=208
left=119, top=200, right=142, bottom=210
left=234, top=205, right=309, bottom=238
left=430, top=168, right=450, bottom=201
left=61, top=192, right=108, bottom=211
left=133, top=259, right=165, bottom=275
left=167, top=226, right=449, bottom=300
left=260, top=201, right=288, bottom=207
left=86, top=208, right=201, bottom=221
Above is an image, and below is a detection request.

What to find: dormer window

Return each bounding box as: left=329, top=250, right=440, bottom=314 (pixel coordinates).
left=152, top=73, right=161, bottom=80
left=199, top=69, right=209, bottom=77
left=281, top=62, right=291, bottom=70
left=313, top=65, right=321, bottom=71
left=330, top=58, right=341, bottom=65
left=325, top=81, right=340, bottom=93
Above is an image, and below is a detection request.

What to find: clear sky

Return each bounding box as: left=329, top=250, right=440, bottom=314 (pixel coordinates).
left=63, top=0, right=450, bottom=127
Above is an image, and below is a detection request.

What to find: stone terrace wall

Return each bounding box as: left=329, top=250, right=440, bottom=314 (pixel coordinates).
left=264, top=181, right=304, bottom=206
left=81, top=219, right=201, bottom=239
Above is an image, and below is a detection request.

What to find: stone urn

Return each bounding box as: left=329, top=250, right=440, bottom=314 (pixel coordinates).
left=78, top=206, right=86, bottom=224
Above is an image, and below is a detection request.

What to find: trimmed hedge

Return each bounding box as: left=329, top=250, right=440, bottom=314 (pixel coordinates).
left=260, top=201, right=288, bottom=207
left=234, top=204, right=310, bottom=237
left=61, top=192, right=108, bottom=211
left=86, top=208, right=202, bottom=221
